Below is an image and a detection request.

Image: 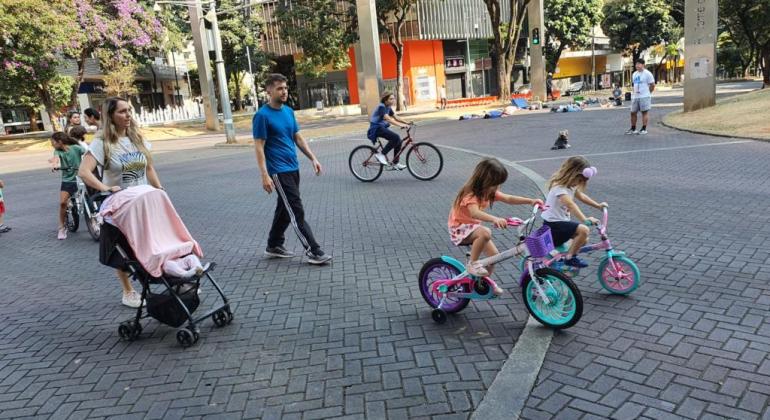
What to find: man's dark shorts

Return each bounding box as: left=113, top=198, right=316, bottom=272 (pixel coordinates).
left=543, top=220, right=580, bottom=247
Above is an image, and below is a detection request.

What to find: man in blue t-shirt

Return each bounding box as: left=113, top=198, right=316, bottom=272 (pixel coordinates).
left=253, top=73, right=331, bottom=265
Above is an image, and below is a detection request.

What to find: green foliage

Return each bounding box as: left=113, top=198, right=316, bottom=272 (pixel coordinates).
left=0, top=0, right=77, bottom=124
left=600, top=0, right=674, bottom=61
left=544, top=0, right=603, bottom=72
left=276, top=0, right=358, bottom=78
left=719, top=0, right=770, bottom=85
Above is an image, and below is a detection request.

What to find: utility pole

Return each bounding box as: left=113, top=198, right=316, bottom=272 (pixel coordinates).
left=591, top=26, right=596, bottom=90
left=208, top=3, right=237, bottom=143
left=527, top=0, right=546, bottom=102
left=187, top=0, right=218, bottom=130
left=355, top=0, right=383, bottom=116
left=246, top=46, right=258, bottom=108
left=683, top=0, right=717, bottom=112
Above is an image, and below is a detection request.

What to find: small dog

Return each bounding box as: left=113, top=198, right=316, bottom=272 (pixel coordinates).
left=551, top=130, right=571, bottom=150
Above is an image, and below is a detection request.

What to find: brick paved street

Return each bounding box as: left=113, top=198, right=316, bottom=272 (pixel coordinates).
left=2, top=82, right=770, bottom=419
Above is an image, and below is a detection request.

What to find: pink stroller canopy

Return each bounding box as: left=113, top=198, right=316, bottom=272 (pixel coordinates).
left=100, top=185, right=202, bottom=278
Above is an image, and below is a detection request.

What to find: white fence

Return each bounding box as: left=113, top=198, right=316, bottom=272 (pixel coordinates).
left=57, top=102, right=204, bottom=131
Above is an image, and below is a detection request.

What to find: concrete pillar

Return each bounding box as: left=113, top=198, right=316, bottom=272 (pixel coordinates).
left=527, top=0, right=546, bottom=102
left=684, top=0, right=717, bottom=112
left=188, top=0, right=219, bottom=130
left=355, top=0, right=383, bottom=116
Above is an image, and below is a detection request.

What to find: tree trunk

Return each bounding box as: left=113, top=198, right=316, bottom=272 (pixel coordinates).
left=40, top=83, right=62, bottom=132
left=233, top=71, right=243, bottom=111
left=69, top=49, right=90, bottom=110
left=394, top=44, right=405, bottom=111
left=149, top=66, right=158, bottom=109
left=495, top=55, right=510, bottom=101
left=26, top=107, right=39, bottom=132
left=762, top=45, right=770, bottom=88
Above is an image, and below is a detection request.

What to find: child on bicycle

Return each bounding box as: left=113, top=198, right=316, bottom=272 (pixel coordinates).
left=449, top=158, right=543, bottom=295
left=0, top=178, right=9, bottom=234
left=541, top=156, right=607, bottom=268
left=367, top=92, right=412, bottom=170
left=50, top=132, right=85, bottom=240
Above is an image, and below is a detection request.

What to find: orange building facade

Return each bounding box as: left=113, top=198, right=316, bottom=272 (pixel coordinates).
left=346, top=40, right=447, bottom=108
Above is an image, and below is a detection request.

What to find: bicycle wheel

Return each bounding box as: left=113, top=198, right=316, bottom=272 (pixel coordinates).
left=522, top=267, right=582, bottom=329
left=86, top=213, right=100, bottom=241
left=66, top=198, right=79, bottom=232
left=597, top=255, right=640, bottom=295
left=349, top=145, right=383, bottom=182
left=406, top=142, right=443, bottom=181
left=418, top=258, right=470, bottom=314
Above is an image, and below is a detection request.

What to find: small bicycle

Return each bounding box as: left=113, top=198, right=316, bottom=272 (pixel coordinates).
left=348, top=124, right=443, bottom=182
left=54, top=167, right=108, bottom=241
left=518, top=207, right=641, bottom=295
left=418, top=205, right=584, bottom=329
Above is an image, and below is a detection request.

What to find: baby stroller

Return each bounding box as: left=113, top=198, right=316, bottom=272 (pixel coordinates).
left=99, top=185, right=233, bottom=347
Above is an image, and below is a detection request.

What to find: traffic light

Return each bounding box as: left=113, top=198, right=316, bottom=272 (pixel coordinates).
left=532, top=28, right=540, bottom=45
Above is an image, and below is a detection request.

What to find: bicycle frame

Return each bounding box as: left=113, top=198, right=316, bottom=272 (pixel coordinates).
left=430, top=205, right=560, bottom=306
left=372, top=126, right=415, bottom=162
left=540, top=208, right=623, bottom=271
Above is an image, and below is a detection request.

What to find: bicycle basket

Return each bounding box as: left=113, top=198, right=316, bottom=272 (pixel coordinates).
left=524, top=225, right=555, bottom=258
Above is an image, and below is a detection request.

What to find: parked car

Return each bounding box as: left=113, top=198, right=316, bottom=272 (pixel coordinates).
left=564, top=81, right=584, bottom=96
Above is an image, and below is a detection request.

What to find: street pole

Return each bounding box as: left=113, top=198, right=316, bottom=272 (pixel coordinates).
left=527, top=0, right=546, bottom=102
left=171, top=52, right=181, bottom=105
left=208, top=3, right=237, bottom=143
left=591, top=26, right=596, bottom=90
left=465, top=38, right=473, bottom=98
left=355, top=0, right=383, bottom=116
left=684, top=0, right=717, bottom=112
left=187, top=0, right=218, bottom=130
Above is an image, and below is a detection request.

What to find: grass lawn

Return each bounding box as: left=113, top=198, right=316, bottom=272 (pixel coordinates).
left=663, top=88, right=770, bottom=140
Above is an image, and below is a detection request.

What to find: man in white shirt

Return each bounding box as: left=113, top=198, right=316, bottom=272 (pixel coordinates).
left=439, top=84, right=447, bottom=109
left=626, top=58, right=655, bottom=135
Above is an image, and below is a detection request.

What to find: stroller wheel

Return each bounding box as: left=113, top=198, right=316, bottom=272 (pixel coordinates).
left=176, top=328, right=197, bottom=348
left=118, top=321, right=141, bottom=341
left=212, top=310, right=228, bottom=328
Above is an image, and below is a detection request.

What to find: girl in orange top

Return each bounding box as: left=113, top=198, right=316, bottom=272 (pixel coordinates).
left=448, top=158, right=543, bottom=293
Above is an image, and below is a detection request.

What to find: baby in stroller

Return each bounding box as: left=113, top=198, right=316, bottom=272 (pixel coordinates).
left=99, top=185, right=232, bottom=347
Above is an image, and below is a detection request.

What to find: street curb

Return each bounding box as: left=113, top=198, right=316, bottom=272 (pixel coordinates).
left=436, top=144, right=552, bottom=420
left=660, top=119, right=768, bottom=142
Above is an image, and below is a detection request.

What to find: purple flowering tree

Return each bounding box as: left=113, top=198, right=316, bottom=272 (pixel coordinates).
left=70, top=0, right=166, bottom=107
left=0, top=0, right=78, bottom=131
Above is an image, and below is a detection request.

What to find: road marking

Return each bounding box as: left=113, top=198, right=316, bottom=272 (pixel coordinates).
left=437, top=144, right=552, bottom=420
left=513, top=140, right=753, bottom=164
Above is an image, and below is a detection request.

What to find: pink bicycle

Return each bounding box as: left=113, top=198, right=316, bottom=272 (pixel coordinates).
left=519, top=207, right=640, bottom=295
left=419, top=205, right=583, bottom=329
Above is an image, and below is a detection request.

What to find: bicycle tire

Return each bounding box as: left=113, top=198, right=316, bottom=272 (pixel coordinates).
left=522, top=267, right=582, bottom=329
left=66, top=198, right=80, bottom=232
left=418, top=258, right=470, bottom=314
left=406, top=142, right=443, bottom=181
left=349, top=145, right=383, bottom=182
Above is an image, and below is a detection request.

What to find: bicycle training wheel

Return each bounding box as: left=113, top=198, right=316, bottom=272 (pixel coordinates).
left=418, top=258, right=470, bottom=314
left=66, top=198, right=80, bottom=232
left=522, top=267, right=582, bottom=329
left=406, top=142, right=443, bottom=181
left=349, top=145, right=383, bottom=182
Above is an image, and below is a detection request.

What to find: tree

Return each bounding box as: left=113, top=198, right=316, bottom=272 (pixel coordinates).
left=276, top=0, right=358, bottom=78
left=68, top=0, right=166, bottom=108
left=482, top=0, right=530, bottom=100
left=0, top=0, right=78, bottom=130
left=217, top=0, right=263, bottom=111
left=601, top=0, right=673, bottom=63
left=376, top=0, right=417, bottom=111
left=544, top=0, right=603, bottom=73
left=103, top=61, right=139, bottom=98
left=719, top=0, right=770, bottom=87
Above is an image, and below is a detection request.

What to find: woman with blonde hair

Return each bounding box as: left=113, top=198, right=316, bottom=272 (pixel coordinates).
left=79, top=97, right=164, bottom=308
